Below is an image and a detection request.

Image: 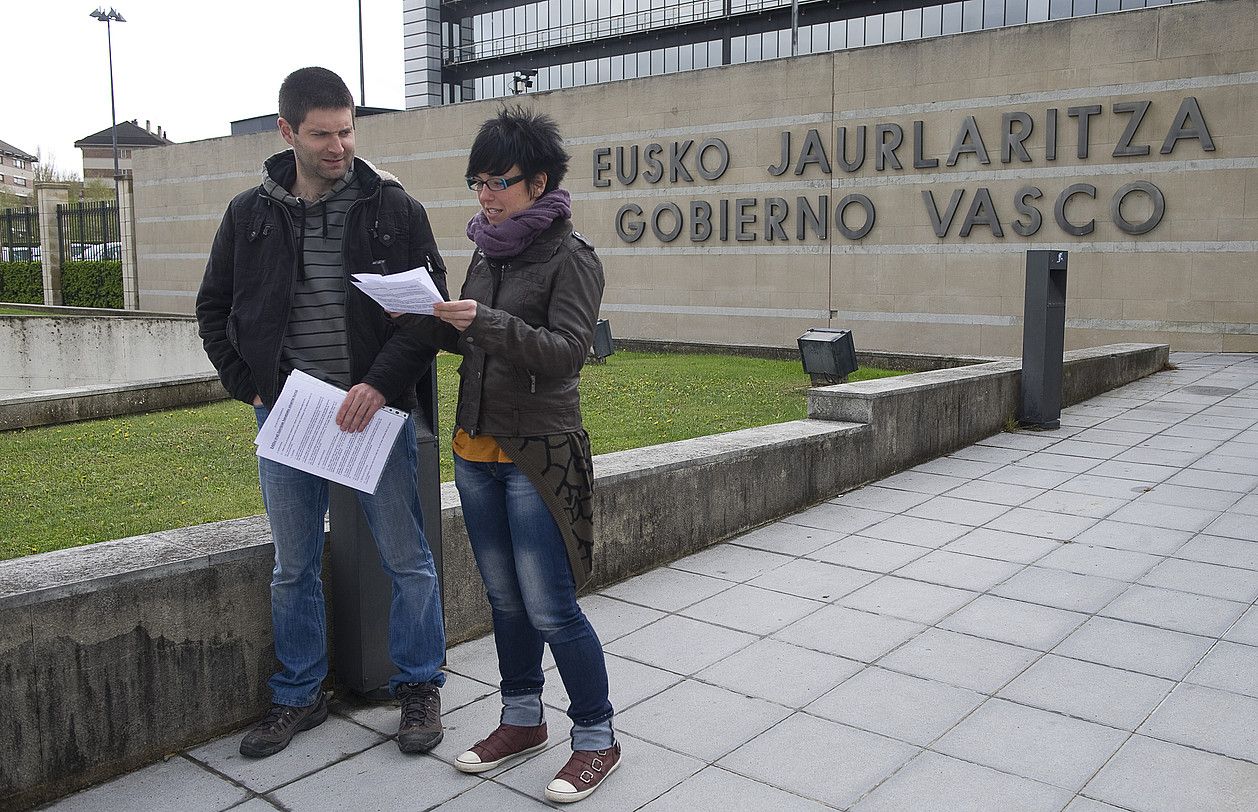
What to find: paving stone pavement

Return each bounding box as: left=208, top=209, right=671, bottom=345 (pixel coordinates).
left=42, top=352, right=1258, bottom=811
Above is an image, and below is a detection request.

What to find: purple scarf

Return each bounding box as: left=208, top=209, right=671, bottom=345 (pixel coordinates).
left=466, top=188, right=572, bottom=258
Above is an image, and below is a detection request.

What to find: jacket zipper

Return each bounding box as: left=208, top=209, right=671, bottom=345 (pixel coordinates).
left=265, top=196, right=298, bottom=402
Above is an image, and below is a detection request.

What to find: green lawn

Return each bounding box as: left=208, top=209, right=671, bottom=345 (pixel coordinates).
left=0, top=306, right=46, bottom=315
left=0, top=351, right=902, bottom=559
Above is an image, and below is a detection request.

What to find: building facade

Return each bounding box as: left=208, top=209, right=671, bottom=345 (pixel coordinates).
left=405, top=0, right=1202, bottom=106
left=0, top=139, right=38, bottom=200
left=75, top=120, right=173, bottom=182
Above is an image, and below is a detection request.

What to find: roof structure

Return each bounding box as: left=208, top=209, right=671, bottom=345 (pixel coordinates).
left=74, top=120, right=174, bottom=148
left=0, top=139, right=38, bottom=162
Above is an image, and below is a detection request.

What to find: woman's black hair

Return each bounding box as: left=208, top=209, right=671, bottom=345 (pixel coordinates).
left=466, top=105, right=570, bottom=194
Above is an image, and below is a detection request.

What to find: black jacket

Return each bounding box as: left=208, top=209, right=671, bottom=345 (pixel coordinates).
left=416, top=218, right=605, bottom=437
left=197, top=152, right=448, bottom=413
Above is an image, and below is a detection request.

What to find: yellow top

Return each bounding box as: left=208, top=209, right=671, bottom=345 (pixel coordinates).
left=451, top=428, right=513, bottom=462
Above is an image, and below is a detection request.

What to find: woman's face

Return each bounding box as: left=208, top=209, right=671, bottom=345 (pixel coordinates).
left=473, top=164, right=546, bottom=225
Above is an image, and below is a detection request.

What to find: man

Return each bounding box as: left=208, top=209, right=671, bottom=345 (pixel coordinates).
left=197, top=67, right=447, bottom=758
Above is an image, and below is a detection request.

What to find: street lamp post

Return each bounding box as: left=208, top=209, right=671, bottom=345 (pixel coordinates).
left=90, top=7, right=126, bottom=218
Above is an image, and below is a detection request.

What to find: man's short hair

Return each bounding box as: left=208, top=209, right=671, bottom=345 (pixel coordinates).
left=466, top=105, right=570, bottom=194
left=278, top=67, right=355, bottom=132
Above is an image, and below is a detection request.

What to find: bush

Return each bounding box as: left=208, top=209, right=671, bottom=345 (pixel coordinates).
left=62, top=260, right=123, bottom=308
left=0, top=261, right=42, bottom=303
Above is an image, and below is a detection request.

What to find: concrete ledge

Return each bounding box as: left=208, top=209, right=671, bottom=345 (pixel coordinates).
left=617, top=337, right=1000, bottom=371
left=0, top=342, right=1168, bottom=809
left=0, top=374, right=231, bottom=431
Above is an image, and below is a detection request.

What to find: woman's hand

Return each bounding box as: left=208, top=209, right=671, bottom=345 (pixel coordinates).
left=433, top=299, right=478, bottom=331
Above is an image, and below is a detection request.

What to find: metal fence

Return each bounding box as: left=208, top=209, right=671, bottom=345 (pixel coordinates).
left=0, top=206, right=40, bottom=262
left=57, top=200, right=121, bottom=264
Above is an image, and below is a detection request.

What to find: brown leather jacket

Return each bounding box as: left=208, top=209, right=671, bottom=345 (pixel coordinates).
left=419, top=218, right=605, bottom=437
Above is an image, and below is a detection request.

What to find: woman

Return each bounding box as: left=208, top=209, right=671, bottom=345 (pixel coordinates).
left=429, top=107, right=618, bottom=804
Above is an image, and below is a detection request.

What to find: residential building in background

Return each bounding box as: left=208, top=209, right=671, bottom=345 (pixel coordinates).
left=74, top=120, right=173, bottom=181
left=0, top=139, right=39, bottom=199
left=405, top=0, right=1200, bottom=105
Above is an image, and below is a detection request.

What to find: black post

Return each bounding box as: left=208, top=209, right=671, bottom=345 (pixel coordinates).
left=327, top=366, right=443, bottom=698
left=1020, top=250, right=1069, bottom=430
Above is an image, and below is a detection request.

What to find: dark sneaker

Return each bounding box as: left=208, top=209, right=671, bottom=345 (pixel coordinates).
left=396, top=681, right=443, bottom=753
left=454, top=722, right=548, bottom=774
left=238, top=693, right=329, bottom=758
left=545, top=741, right=622, bottom=803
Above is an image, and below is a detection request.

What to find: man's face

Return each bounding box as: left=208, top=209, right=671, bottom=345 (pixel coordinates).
left=279, top=107, right=355, bottom=187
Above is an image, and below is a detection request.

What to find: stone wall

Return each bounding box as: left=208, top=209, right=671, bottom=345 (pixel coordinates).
left=133, top=1, right=1256, bottom=353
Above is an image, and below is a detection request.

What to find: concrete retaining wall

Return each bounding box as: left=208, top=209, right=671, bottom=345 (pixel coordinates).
left=0, top=374, right=230, bottom=431
left=0, top=342, right=1166, bottom=809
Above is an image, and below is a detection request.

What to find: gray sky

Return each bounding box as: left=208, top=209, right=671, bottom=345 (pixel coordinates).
left=5, top=1, right=405, bottom=178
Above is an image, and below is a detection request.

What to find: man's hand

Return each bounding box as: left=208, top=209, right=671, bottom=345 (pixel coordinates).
left=433, top=299, right=478, bottom=331
left=252, top=395, right=263, bottom=406
left=336, top=383, right=386, bottom=432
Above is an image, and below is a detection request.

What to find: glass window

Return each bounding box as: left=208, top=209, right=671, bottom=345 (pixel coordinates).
left=1048, top=0, right=1073, bottom=17
left=651, top=48, right=664, bottom=74
left=709, top=40, right=721, bottom=66
left=983, top=0, right=1005, bottom=26
left=962, top=0, right=982, bottom=30
left=611, top=54, right=624, bottom=79
left=884, top=11, right=903, bottom=42
left=664, top=45, right=678, bottom=72
left=866, top=15, right=885, bottom=45
left=731, top=35, right=745, bottom=63
left=943, top=2, right=963, bottom=33
left=847, top=18, right=864, bottom=47
left=1027, top=0, right=1050, bottom=22
left=747, top=32, right=761, bottom=61
left=679, top=42, right=693, bottom=70
left=623, top=53, right=638, bottom=78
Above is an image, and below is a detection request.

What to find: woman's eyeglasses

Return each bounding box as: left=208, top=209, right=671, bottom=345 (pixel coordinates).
left=466, top=174, right=527, bottom=192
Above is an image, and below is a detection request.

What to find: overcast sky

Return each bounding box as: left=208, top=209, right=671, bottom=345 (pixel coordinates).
left=5, top=1, right=405, bottom=178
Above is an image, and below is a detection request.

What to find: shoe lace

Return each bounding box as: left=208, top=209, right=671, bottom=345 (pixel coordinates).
left=400, top=684, right=437, bottom=726
left=255, top=704, right=295, bottom=733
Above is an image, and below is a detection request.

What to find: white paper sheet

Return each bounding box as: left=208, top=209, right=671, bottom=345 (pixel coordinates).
left=255, top=370, right=407, bottom=494
left=350, top=266, right=445, bottom=315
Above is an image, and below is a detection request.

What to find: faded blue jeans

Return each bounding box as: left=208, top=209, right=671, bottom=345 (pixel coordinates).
left=256, top=407, right=445, bottom=707
left=454, top=455, right=614, bottom=750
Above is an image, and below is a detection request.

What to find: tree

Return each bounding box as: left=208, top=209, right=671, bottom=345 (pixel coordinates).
left=33, top=149, right=82, bottom=183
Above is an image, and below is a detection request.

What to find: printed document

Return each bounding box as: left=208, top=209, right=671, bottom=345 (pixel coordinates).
left=255, top=370, right=406, bottom=494
left=350, top=266, right=444, bottom=315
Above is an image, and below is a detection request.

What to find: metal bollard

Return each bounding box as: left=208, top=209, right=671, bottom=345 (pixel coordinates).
left=1020, top=250, right=1069, bottom=430
left=327, top=367, right=444, bottom=698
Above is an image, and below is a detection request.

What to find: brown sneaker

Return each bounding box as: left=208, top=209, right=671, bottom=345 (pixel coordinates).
left=454, top=722, right=548, bottom=774
left=545, top=741, right=622, bottom=803
left=396, top=681, right=443, bottom=753
left=238, top=693, right=329, bottom=758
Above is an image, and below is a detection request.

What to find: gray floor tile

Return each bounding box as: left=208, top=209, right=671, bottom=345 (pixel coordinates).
left=1021, top=490, right=1128, bottom=519
left=444, top=634, right=502, bottom=686
left=904, top=496, right=1012, bottom=526
left=938, top=594, right=1087, bottom=651
left=913, top=454, right=1006, bottom=477
left=44, top=756, right=250, bottom=812
left=187, top=715, right=386, bottom=793
left=808, top=535, right=931, bottom=573
left=877, top=469, right=968, bottom=495
left=828, top=485, right=935, bottom=513
left=222, top=800, right=278, bottom=812
left=773, top=604, right=926, bottom=663
left=1099, top=583, right=1248, bottom=637
left=579, top=594, right=669, bottom=643
left=1167, top=468, right=1258, bottom=493
left=839, top=576, right=978, bottom=624
left=877, top=628, right=1040, bottom=693
left=1231, top=494, right=1258, bottom=516
left=1139, top=558, right=1258, bottom=602
left=806, top=666, right=984, bottom=746
left=1135, top=483, right=1241, bottom=511
left=942, top=479, right=1045, bottom=506
left=1160, top=423, right=1240, bottom=441
left=1071, top=428, right=1151, bottom=447
left=891, top=550, right=1022, bottom=592
left=1193, top=453, right=1258, bottom=476
left=942, top=528, right=1062, bottom=564
left=1113, top=446, right=1205, bottom=468
left=1034, top=543, right=1161, bottom=582
left=1106, top=501, right=1221, bottom=532
left=983, top=507, right=1098, bottom=541
left=1052, top=617, right=1214, bottom=680
left=727, top=521, right=843, bottom=557
left=1202, top=512, right=1258, bottom=542
left=1185, top=641, right=1258, bottom=698
left=991, top=567, right=1128, bottom=613
left=1018, top=452, right=1105, bottom=473
left=855, top=751, right=1074, bottom=812
left=429, top=694, right=566, bottom=772
left=601, top=567, right=733, bottom=612
left=428, top=782, right=552, bottom=811
left=1140, top=434, right=1224, bottom=454
left=605, top=615, right=756, bottom=676
left=1174, top=534, right=1258, bottom=570
left=978, top=431, right=1061, bottom=451
left=697, top=637, right=862, bottom=708
left=1056, top=474, right=1158, bottom=505
left=543, top=652, right=683, bottom=716
left=679, top=582, right=824, bottom=635
left=934, top=698, right=1127, bottom=791
left=997, top=654, right=1174, bottom=730
left=717, top=713, right=918, bottom=809
left=1224, top=605, right=1258, bottom=646
left=1071, top=520, right=1193, bottom=556
left=1046, top=440, right=1127, bottom=460
left=268, top=742, right=475, bottom=811
left=1139, top=683, right=1258, bottom=762
left=981, top=464, right=1076, bottom=489
left=857, top=515, right=972, bottom=549
left=1087, top=460, right=1180, bottom=484
left=493, top=732, right=704, bottom=812
left=783, top=502, right=891, bottom=535
left=638, top=766, right=832, bottom=812
left=746, top=557, right=879, bottom=602
left=670, top=545, right=794, bottom=584
left=615, top=679, right=791, bottom=761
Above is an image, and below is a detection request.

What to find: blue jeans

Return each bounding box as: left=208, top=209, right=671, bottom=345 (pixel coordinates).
left=454, top=456, right=614, bottom=749
left=255, top=407, right=445, bottom=707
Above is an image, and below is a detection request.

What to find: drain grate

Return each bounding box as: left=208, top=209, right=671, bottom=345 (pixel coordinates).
left=1181, top=386, right=1240, bottom=397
